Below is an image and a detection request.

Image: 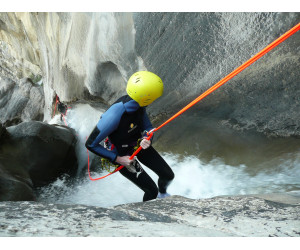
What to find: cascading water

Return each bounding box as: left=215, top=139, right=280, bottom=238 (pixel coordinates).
left=38, top=104, right=300, bottom=208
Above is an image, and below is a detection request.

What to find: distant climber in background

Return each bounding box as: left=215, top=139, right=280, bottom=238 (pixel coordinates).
left=57, top=96, right=68, bottom=122
left=85, top=71, right=174, bottom=202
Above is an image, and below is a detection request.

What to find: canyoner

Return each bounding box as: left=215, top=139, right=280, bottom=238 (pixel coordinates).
left=86, top=21, right=300, bottom=184
left=86, top=71, right=174, bottom=201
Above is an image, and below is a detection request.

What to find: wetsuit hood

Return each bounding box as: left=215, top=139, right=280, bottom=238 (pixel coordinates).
left=123, top=95, right=141, bottom=113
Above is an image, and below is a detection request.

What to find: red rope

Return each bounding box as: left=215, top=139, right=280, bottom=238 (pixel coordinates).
left=87, top=145, right=125, bottom=181
left=61, top=107, right=71, bottom=126
left=62, top=114, right=68, bottom=126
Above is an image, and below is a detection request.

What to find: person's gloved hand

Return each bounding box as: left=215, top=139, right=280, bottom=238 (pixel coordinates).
left=140, top=138, right=151, bottom=149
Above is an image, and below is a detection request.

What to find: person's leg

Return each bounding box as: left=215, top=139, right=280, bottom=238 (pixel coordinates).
left=119, top=161, right=158, bottom=202
left=137, top=146, right=174, bottom=194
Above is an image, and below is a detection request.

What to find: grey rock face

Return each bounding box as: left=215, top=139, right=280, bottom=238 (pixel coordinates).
left=0, top=13, right=140, bottom=122
left=0, top=121, right=78, bottom=201
left=0, top=194, right=299, bottom=236
left=0, top=13, right=300, bottom=136
left=0, top=77, right=44, bottom=126
left=134, top=12, right=300, bottom=137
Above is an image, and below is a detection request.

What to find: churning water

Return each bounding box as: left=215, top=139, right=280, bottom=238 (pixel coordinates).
left=39, top=104, right=300, bottom=208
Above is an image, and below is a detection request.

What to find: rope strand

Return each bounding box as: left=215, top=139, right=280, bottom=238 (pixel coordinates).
left=89, top=22, right=300, bottom=180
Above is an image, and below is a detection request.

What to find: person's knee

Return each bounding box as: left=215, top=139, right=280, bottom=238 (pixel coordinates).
left=168, top=170, right=175, bottom=181
left=163, top=168, right=174, bottom=182
left=158, top=169, right=174, bottom=194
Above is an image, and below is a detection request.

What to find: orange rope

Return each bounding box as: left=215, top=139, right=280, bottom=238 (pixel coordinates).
left=87, top=132, right=153, bottom=181
left=154, top=22, right=300, bottom=132
left=89, top=22, right=300, bottom=180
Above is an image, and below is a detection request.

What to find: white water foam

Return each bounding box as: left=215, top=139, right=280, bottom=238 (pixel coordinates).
left=42, top=104, right=300, bottom=208
left=163, top=154, right=300, bottom=199
left=37, top=152, right=300, bottom=207
left=49, top=103, right=105, bottom=175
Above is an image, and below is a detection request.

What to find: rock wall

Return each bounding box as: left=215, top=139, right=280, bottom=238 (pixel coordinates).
left=0, top=12, right=140, bottom=123
left=0, top=12, right=299, bottom=136
left=134, top=12, right=300, bottom=137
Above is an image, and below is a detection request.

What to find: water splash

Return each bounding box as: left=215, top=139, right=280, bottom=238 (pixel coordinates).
left=42, top=103, right=300, bottom=207
left=37, top=149, right=300, bottom=208
left=49, top=103, right=105, bottom=175
left=164, top=153, right=300, bottom=199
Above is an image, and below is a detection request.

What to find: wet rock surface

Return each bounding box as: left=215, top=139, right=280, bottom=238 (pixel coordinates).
left=0, top=193, right=299, bottom=236
left=0, top=121, right=78, bottom=201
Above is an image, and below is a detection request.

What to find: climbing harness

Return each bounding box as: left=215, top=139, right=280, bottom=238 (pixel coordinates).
left=87, top=136, right=148, bottom=181
left=100, top=158, right=119, bottom=173
left=100, top=138, right=119, bottom=173
left=87, top=22, right=300, bottom=181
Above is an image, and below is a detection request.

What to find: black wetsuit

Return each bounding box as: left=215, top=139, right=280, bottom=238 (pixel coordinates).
left=85, top=95, right=174, bottom=201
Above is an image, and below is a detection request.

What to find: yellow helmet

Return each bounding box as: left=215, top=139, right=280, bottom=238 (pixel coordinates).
left=126, top=71, right=163, bottom=107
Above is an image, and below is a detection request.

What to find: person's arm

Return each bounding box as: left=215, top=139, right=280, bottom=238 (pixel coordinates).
left=86, top=103, right=123, bottom=162
left=85, top=103, right=135, bottom=166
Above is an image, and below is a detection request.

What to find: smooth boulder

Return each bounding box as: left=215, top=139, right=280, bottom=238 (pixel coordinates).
left=0, top=121, right=78, bottom=201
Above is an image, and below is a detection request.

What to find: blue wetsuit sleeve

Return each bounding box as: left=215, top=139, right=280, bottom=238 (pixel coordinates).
left=88, top=103, right=125, bottom=162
